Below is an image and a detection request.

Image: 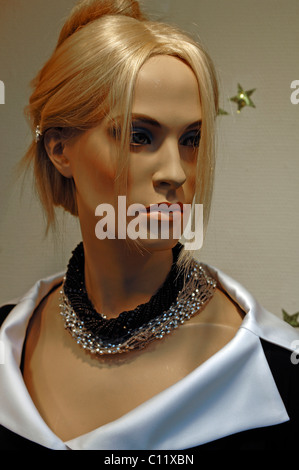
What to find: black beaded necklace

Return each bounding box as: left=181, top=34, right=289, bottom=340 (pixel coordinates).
left=59, top=242, right=217, bottom=355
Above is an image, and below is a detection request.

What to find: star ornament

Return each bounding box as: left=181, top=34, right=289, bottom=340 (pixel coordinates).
left=282, top=309, right=299, bottom=328
left=230, top=83, right=256, bottom=113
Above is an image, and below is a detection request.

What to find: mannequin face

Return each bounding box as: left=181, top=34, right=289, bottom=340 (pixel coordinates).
left=62, top=55, right=202, bottom=247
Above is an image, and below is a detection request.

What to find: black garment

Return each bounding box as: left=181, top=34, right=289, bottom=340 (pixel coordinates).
left=0, top=304, right=298, bottom=450
left=192, top=340, right=299, bottom=450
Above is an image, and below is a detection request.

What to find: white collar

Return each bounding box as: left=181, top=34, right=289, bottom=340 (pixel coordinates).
left=0, top=266, right=298, bottom=450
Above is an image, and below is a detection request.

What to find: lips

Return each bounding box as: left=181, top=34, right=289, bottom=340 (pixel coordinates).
left=145, top=202, right=184, bottom=213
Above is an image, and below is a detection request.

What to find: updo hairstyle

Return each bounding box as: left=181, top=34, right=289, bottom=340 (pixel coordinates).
left=22, top=0, right=219, bottom=253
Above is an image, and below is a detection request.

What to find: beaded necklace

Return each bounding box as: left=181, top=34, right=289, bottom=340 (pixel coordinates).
left=59, top=242, right=217, bottom=355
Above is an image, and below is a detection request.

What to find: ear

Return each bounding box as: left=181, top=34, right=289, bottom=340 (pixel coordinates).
left=44, top=128, right=73, bottom=178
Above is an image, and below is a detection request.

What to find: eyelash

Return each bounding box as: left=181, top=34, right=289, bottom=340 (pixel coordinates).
left=130, top=128, right=152, bottom=146
left=130, top=128, right=201, bottom=148
left=179, top=130, right=201, bottom=148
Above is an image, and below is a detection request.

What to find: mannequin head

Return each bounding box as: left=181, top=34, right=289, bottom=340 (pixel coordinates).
left=46, top=55, right=202, bottom=252
left=22, top=0, right=218, bottom=256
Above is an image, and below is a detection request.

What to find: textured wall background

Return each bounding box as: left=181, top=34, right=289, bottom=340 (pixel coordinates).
left=0, top=0, right=298, bottom=319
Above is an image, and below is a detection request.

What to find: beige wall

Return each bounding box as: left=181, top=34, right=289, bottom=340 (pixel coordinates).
left=0, top=0, right=298, bottom=319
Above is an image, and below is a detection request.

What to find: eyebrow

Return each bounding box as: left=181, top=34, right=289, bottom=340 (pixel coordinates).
left=130, top=114, right=202, bottom=131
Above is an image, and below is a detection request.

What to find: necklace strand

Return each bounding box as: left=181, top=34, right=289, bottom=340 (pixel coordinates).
left=59, top=243, right=217, bottom=355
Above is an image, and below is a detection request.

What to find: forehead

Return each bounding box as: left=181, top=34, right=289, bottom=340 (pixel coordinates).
left=132, top=55, right=202, bottom=127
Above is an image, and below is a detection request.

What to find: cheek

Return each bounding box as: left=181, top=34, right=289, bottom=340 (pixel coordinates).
left=70, top=139, right=117, bottom=206
left=184, top=180, right=196, bottom=204
left=126, top=157, right=152, bottom=195
left=183, top=162, right=197, bottom=199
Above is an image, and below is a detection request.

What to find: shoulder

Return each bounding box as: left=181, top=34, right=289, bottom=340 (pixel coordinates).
left=0, top=272, right=64, bottom=330
left=201, top=261, right=299, bottom=336
left=261, top=338, right=299, bottom=390
left=261, top=338, right=299, bottom=430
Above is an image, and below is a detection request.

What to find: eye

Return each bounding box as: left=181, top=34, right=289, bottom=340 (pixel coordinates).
left=180, top=130, right=201, bottom=148
left=130, top=127, right=152, bottom=147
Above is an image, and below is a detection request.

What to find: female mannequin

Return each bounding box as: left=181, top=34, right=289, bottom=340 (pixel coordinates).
left=0, top=0, right=298, bottom=451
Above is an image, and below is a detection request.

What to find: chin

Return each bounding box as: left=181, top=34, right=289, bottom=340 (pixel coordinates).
left=133, top=237, right=180, bottom=254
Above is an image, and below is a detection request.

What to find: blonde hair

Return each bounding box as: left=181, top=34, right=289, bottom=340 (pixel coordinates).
left=21, top=0, right=219, bottom=264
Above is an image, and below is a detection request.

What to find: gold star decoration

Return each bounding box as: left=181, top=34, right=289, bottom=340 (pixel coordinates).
left=217, top=108, right=229, bottom=116
left=282, top=309, right=299, bottom=328
left=230, top=83, right=256, bottom=113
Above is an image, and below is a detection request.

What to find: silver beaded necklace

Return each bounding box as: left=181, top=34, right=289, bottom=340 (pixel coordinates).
left=59, top=243, right=217, bottom=356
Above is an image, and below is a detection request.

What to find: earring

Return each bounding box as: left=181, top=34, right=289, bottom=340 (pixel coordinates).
left=35, top=125, right=42, bottom=142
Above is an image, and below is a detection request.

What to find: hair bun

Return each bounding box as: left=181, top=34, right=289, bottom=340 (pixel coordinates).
left=57, top=0, right=146, bottom=47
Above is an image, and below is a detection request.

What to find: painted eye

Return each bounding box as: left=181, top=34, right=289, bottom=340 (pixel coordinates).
left=180, top=130, right=201, bottom=148
left=130, top=128, right=152, bottom=146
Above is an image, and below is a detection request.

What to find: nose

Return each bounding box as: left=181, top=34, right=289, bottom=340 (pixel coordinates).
left=152, top=140, right=187, bottom=193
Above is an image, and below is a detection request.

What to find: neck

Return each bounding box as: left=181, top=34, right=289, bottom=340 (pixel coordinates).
left=82, top=235, right=174, bottom=319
